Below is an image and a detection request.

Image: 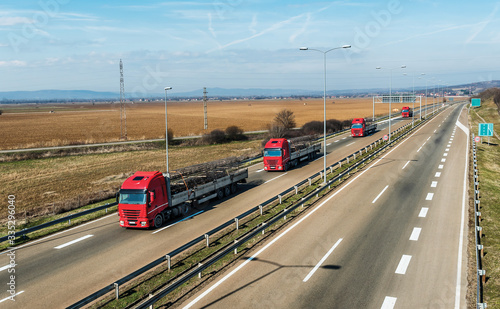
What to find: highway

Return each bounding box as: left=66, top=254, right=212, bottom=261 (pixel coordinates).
left=0, top=106, right=442, bottom=307
left=178, top=104, right=469, bottom=308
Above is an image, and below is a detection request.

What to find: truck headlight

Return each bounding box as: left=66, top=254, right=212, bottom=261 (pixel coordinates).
left=120, top=220, right=124, bottom=226
left=141, top=222, right=147, bottom=227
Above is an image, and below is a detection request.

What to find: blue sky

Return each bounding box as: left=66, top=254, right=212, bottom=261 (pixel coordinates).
left=1, top=0, right=499, bottom=95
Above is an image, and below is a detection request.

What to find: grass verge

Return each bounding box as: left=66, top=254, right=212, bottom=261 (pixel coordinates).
left=469, top=101, right=500, bottom=307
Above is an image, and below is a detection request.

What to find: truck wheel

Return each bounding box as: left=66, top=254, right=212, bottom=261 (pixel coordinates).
left=224, top=186, right=231, bottom=197
left=230, top=183, right=238, bottom=194
left=154, top=214, right=163, bottom=228
left=217, top=188, right=224, bottom=200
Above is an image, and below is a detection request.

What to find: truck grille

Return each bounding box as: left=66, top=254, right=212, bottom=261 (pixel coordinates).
left=266, top=159, right=278, bottom=167
left=123, top=209, right=140, bottom=220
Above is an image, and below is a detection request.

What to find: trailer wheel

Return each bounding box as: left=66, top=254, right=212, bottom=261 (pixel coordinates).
left=217, top=188, right=224, bottom=200
left=153, top=214, right=163, bottom=228
left=224, top=186, right=231, bottom=197
left=230, top=183, right=238, bottom=194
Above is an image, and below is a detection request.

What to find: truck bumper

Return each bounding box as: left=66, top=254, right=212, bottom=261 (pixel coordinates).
left=120, top=218, right=149, bottom=228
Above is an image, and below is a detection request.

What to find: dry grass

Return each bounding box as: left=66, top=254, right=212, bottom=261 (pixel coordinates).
left=0, top=98, right=434, bottom=149
left=0, top=140, right=262, bottom=222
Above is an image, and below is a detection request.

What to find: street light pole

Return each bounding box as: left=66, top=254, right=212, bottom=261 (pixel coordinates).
left=376, top=65, right=406, bottom=142
left=164, top=86, right=172, bottom=207
left=300, top=45, right=351, bottom=184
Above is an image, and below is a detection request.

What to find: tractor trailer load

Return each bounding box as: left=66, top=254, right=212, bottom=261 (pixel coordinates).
left=117, top=158, right=248, bottom=228
left=351, top=118, right=377, bottom=137
left=263, top=137, right=320, bottom=171
left=401, top=106, right=413, bottom=118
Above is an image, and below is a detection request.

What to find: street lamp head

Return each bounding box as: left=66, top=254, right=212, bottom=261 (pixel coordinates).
left=376, top=67, right=382, bottom=69
left=299, top=47, right=308, bottom=50
left=342, top=45, right=351, bottom=49
left=164, top=87, right=172, bottom=90
left=401, top=65, right=406, bottom=68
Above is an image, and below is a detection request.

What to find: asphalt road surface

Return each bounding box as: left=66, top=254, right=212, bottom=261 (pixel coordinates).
left=0, top=105, right=449, bottom=308
left=178, top=104, right=469, bottom=309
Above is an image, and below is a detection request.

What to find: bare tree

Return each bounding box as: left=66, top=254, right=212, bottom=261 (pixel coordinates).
left=274, top=109, right=296, bottom=129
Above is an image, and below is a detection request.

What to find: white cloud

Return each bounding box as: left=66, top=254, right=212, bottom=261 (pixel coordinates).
left=0, top=16, right=34, bottom=26
left=0, top=60, right=27, bottom=67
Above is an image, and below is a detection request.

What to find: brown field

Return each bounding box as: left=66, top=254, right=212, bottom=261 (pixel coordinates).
left=0, top=140, right=263, bottom=222
left=0, top=97, right=436, bottom=150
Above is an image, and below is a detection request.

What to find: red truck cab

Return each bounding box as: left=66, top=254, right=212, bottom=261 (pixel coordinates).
left=401, top=106, right=412, bottom=118
left=118, top=171, right=168, bottom=228
left=351, top=118, right=366, bottom=137
left=263, top=138, right=291, bottom=171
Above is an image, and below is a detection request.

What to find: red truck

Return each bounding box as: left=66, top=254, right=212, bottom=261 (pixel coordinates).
left=401, top=106, right=413, bottom=118
left=263, top=138, right=320, bottom=171
left=117, top=166, right=248, bottom=228
left=351, top=118, right=377, bottom=137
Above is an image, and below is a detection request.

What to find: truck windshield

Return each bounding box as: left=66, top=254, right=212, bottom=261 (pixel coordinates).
left=402, top=109, right=409, bottom=112
left=351, top=124, right=363, bottom=129
left=264, top=148, right=282, bottom=157
left=119, top=192, right=147, bottom=204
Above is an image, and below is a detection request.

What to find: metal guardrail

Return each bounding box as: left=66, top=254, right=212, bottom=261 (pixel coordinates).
left=0, top=116, right=378, bottom=245
left=0, top=202, right=117, bottom=243
left=472, top=135, right=487, bottom=309
left=68, top=108, right=437, bottom=308
left=133, top=113, right=426, bottom=309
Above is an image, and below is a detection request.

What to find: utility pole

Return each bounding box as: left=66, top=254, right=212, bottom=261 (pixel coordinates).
left=119, top=59, right=127, bottom=140
left=203, top=87, right=208, bottom=130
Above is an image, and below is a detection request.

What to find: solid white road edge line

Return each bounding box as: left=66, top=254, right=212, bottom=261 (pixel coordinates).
left=0, top=264, right=15, bottom=272
left=381, top=296, right=397, bottom=309
left=395, top=254, right=412, bottom=274
left=372, top=185, right=389, bottom=204
left=303, top=238, right=343, bottom=282
left=0, top=290, right=25, bottom=303
left=455, top=104, right=469, bottom=308
left=264, top=173, right=288, bottom=184
left=409, top=227, right=422, bottom=241
left=54, top=234, right=93, bottom=249
left=0, top=213, right=116, bottom=256
left=182, top=109, right=436, bottom=309
left=152, top=211, right=205, bottom=234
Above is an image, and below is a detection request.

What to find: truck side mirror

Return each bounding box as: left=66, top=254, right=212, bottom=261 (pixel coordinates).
left=115, top=192, right=120, bottom=203
left=149, top=191, right=156, bottom=204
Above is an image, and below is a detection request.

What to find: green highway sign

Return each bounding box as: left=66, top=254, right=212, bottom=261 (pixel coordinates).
left=471, top=98, right=481, bottom=107
left=478, top=123, right=494, bottom=137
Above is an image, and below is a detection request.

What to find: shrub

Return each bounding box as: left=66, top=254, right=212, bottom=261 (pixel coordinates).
left=302, top=121, right=323, bottom=135
left=225, top=125, right=247, bottom=141
left=201, top=129, right=226, bottom=144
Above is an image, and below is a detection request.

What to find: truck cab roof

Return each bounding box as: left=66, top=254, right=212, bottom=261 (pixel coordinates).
left=264, top=138, right=287, bottom=149
left=121, top=171, right=162, bottom=190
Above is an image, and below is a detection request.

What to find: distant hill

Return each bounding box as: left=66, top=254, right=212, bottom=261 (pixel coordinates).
left=1, top=81, right=497, bottom=102
left=0, top=90, right=119, bottom=101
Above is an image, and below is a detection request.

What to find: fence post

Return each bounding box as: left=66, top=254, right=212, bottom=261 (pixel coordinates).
left=259, top=205, right=263, bottom=216
left=205, top=234, right=210, bottom=247
left=278, top=195, right=282, bottom=204
left=234, top=240, right=238, bottom=254
left=294, top=186, right=298, bottom=195
left=198, top=263, right=203, bottom=278
left=235, top=218, right=239, bottom=230
left=166, top=255, right=171, bottom=270
left=114, top=283, right=119, bottom=300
